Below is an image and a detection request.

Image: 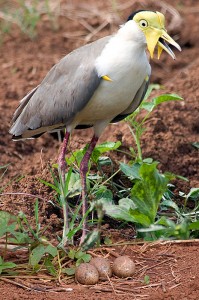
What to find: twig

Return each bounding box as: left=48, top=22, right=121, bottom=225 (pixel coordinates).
left=79, top=19, right=95, bottom=33
left=105, top=273, right=117, bottom=295
left=0, top=192, right=47, bottom=202
left=108, top=239, right=199, bottom=248
left=120, top=244, right=128, bottom=255
left=182, top=7, right=199, bottom=13
left=139, top=257, right=175, bottom=273
left=169, top=283, right=182, bottom=290
left=132, top=283, right=163, bottom=290
left=105, top=249, right=120, bottom=258
left=85, top=20, right=109, bottom=42
left=161, top=281, right=167, bottom=293
left=0, top=277, right=73, bottom=292
left=0, top=277, right=36, bottom=291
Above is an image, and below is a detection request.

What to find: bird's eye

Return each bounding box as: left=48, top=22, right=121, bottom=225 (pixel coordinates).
left=139, top=20, right=148, bottom=28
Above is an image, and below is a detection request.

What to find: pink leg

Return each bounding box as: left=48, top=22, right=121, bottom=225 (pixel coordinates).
left=58, top=131, right=70, bottom=183
left=80, top=135, right=98, bottom=244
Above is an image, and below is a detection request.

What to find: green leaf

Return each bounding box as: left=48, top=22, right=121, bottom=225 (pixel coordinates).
left=81, top=253, right=91, bottom=263
left=66, top=149, right=84, bottom=167
left=75, top=250, right=85, bottom=259
left=141, top=93, right=183, bottom=112
left=95, top=187, right=113, bottom=201
left=0, top=257, right=16, bottom=274
left=0, top=211, right=17, bottom=237
left=92, top=141, right=121, bottom=163
left=186, top=188, right=199, bottom=201
left=62, top=267, right=76, bottom=276
left=143, top=84, right=161, bottom=100
left=104, top=204, right=131, bottom=221
left=45, top=245, right=57, bottom=257
left=120, top=162, right=141, bottom=180
left=76, top=258, right=84, bottom=266
left=97, top=156, right=112, bottom=167
left=104, top=236, right=112, bottom=245
left=175, top=174, right=189, bottom=182
left=192, top=142, right=199, bottom=149
left=140, top=101, right=154, bottom=112
left=87, top=174, right=102, bottom=180
left=155, top=216, right=176, bottom=228
left=129, top=208, right=152, bottom=226
left=105, top=203, right=142, bottom=223
left=161, top=200, right=181, bottom=214
left=130, top=162, right=170, bottom=224
left=95, top=141, right=121, bottom=153
left=143, top=275, right=150, bottom=284
left=30, top=244, right=57, bottom=267
left=91, top=148, right=101, bottom=163
left=67, top=172, right=82, bottom=197
left=118, top=198, right=137, bottom=210
left=104, top=198, right=151, bottom=226
left=38, top=178, right=60, bottom=194
left=44, top=256, right=57, bottom=276
left=29, top=244, right=46, bottom=266
left=9, top=231, right=32, bottom=244
left=93, top=187, right=113, bottom=209
left=68, top=249, right=76, bottom=260
left=75, top=252, right=91, bottom=265
left=81, top=229, right=100, bottom=251
left=143, top=158, right=153, bottom=164
left=0, top=262, right=17, bottom=270
left=153, top=94, right=183, bottom=106
left=188, top=221, right=199, bottom=230
left=137, top=224, right=170, bottom=233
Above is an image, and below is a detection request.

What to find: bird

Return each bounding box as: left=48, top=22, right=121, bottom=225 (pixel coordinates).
left=10, top=10, right=181, bottom=244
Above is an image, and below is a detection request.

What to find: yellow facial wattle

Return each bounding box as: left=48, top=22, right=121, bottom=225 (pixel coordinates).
left=132, top=11, right=181, bottom=59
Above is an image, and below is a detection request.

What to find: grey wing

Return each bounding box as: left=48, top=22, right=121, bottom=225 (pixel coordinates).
left=10, top=36, right=111, bottom=139
left=111, top=77, right=149, bottom=123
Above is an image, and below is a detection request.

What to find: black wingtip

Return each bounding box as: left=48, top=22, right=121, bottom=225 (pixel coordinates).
left=12, top=134, right=22, bottom=141
left=11, top=132, right=44, bottom=140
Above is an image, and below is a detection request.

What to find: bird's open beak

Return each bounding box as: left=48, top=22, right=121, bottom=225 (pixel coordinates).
left=145, top=28, right=181, bottom=60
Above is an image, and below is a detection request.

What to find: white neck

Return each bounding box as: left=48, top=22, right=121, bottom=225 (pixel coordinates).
left=95, top=20, right=148, bottom=78
left=117, top=20, right=146, bottom=44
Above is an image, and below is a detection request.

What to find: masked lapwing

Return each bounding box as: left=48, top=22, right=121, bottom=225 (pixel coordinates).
left=10, top=10, right=181, bottom=243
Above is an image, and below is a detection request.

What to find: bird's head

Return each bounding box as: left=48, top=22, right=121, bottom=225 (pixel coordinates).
left=128, top=10, right=181, bottom=59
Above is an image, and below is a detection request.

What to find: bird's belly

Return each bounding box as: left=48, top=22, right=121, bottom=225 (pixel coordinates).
left=76, top=70, right=146, bottom=125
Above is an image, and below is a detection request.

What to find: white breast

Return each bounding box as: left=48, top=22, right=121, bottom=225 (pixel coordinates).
left=72, top=21, right=151, bottom=130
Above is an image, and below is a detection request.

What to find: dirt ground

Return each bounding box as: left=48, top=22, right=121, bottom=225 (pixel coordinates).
left=0, top=0, right=199, bottom=299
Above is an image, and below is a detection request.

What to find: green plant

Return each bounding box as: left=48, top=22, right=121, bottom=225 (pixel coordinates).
left=100, top=161, right=171, bottom=225
left=91, top=89, right=199, bottom=240
left=126, top=85, right=183, bottom=161
left=0, top=0, right=59, bottom=40
left=98, top=163, right=199, bottom=240
left=0, top=206, right=53, bottom=274
left=0, top=256, right=16, bottom=275
left=38, top=89, right=198, bottom=243
left=40, top=141, right=121, bottom=247
left=62, top=249, right=91, bottom=275
left=0, top=207, right=91, bottom=277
